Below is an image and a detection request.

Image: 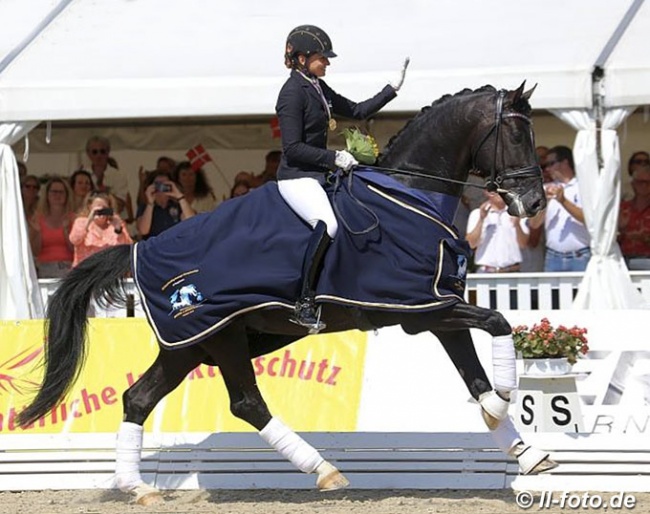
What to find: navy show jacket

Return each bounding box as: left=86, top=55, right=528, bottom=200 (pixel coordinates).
left=275, top=69, right=397, bottom=181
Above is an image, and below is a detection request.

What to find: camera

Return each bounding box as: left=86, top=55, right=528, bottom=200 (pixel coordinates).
left=94, top=207, right=114, bottom=216
left=154, top=182, right=172, bottom=193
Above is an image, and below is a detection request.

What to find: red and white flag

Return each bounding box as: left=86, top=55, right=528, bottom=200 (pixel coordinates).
left=270, top=116, right=281, bottom=139
left=185, top=144, right=213, bottom=171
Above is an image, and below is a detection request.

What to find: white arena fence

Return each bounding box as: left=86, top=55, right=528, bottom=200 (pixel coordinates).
left=4, top=283, right=650, bottom=492
left=37, top=271, right=650, bottom=317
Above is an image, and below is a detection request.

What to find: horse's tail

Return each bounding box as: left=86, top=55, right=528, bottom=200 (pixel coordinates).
left=17, top=244, right=133, bottom=427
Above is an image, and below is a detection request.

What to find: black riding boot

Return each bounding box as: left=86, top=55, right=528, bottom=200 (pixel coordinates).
left=291, top=221, right=332, bottom=333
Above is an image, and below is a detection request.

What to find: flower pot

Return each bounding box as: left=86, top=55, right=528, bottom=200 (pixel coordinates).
left=522, top=357, right=572, bottom=376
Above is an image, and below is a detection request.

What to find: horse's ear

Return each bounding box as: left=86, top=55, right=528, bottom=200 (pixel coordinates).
left=522, top=83, right=537, bottom=101
left=507, top=81, right=527, bottom=104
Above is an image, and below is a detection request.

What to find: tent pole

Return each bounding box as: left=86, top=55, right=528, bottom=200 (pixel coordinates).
left=591, top=67, right=605, bottom=172
left=0, top=0, right=75, bottom=74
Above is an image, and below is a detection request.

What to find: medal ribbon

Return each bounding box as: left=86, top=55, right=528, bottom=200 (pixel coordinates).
left=299, top=71, right=332, bottom=124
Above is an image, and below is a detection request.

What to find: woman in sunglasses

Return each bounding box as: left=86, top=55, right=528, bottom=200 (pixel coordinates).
left=69, top=191, right=132, bottom=267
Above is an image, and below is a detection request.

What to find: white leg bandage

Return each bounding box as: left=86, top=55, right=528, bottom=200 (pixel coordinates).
left=115, top=421, right=144, bottom=491
left=260, top=417, right=324, bottom=473
left=490, top=416, right=521, bottom=454
left=492, top=334, right=517, bottom=393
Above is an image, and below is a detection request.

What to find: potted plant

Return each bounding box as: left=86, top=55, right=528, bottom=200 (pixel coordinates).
left=513, top=318, right=589, bottom=376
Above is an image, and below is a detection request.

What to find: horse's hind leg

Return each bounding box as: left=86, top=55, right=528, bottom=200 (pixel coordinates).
left=201, top=325, right=349, bottom=491
left=116, top=344, right=207, bottom=504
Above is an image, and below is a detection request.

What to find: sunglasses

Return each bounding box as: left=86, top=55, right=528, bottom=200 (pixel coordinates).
left=22, top=184, right=39, bottom=190
left=90, top=148, right=108, bottom=155
left=632, top=158, right=650, bottom=165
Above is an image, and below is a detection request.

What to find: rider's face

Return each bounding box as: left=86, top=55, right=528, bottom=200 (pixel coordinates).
left=306, top=54, right=329, bottom=77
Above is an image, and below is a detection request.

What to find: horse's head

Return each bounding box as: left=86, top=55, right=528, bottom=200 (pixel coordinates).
left=472, top=82, right=546, bottom=217
left=377, top=82, right=545, bottom=218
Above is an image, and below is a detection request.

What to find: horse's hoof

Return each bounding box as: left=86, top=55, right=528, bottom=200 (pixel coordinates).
left=133, top=483, right=163, bottom=505
left=479, top=391, right=509, bottom=430
left=316, top=461, right=349, bottom=491
left=527, top=456, right=559, bottom=475
left=317, top=469, right=350, bottom=491
left=511, top=443, right=558, bottom=475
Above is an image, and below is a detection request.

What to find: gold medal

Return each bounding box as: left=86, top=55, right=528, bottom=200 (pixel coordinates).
left=329, top=118, right=337, bottom=131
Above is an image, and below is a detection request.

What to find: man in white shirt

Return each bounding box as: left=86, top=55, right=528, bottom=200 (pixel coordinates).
left=529, top=145, right=591, bottom=272
left=466, top=191, right=529, bottom=273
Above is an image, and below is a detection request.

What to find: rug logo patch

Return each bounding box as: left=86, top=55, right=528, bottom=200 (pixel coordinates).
left=169, top=283, right=205, bottom=317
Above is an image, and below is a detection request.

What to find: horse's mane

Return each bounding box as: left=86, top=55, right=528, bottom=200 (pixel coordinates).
left=380, top=84, right=532, bottom=159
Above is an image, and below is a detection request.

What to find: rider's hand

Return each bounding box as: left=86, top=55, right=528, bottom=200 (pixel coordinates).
left=390, top=57, right=410, bottom=91
left=335, top=150, right=359, bottom=173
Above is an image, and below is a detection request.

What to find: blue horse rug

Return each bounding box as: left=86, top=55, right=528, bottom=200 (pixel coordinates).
left=132, top=170, right=470, bottom=349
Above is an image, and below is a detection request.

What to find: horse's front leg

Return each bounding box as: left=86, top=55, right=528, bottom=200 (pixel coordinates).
left=202, top=324, right=349, bottom=491
left=117, top=344, right=207, bottom=504
left=431, top=329, right=553, bottom=473
left=403, top=303, right=516, bottom=428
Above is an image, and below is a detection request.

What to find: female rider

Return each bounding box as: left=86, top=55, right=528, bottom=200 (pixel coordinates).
left=276, top=24, right=408, bottom=332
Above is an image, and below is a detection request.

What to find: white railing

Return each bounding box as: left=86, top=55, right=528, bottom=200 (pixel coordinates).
left=37, top=272, right=650, bottom=318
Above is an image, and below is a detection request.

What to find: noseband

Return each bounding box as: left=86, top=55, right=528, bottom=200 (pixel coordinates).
left=474, top=89, right=541, bottom=193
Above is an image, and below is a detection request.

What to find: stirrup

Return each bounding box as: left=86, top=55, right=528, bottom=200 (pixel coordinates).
left=290, top=300, right=326, bottom=334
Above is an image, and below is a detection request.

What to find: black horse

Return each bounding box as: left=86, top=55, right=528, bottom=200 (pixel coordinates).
left=18, top=83, right=553, bottom=504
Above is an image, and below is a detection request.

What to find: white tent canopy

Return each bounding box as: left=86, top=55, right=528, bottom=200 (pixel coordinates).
left=0, top=0, right=640, bottom=121
left=1, top=0, right=649, bottom=319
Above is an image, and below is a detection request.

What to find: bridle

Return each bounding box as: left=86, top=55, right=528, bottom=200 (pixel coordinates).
left=362, top=89, right=541, bottom=195
left=473, top=89, right=541, bottom=193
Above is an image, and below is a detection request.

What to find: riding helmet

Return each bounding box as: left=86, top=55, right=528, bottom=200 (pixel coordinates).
left=284, top=25, right=336, bottom=66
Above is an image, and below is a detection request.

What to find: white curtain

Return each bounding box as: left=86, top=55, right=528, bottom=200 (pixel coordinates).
left=0, top=121, right=44, bottom=319
left=551, top=108, right=646, bottom=308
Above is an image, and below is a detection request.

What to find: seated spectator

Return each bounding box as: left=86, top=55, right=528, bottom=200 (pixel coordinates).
left=173, top=161, right=218, bottom=213
left=69, top=169, right=96, bottom=212
left=156, top=156, right=176, bottom=173
left=529, top=145, right=590, bottom=272
left=69, top=192, right=132, bottom=267
left=230, top=177, right=253, bottom=199
left=136, top=171, right=195, bottom=239
left=21, top=175, right=41, bottom=219
left=136, top=156, right=178, bottom=208
left=28, top=177, right=75, bottom=278
left=466, top=191, right=529, bottom=272
left=619, top=164, right=650, bottom=270
left=627, top=151, right=650, bottom=176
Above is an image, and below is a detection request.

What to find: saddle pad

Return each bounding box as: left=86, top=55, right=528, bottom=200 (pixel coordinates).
left=132, top=170, right=469, bottom=348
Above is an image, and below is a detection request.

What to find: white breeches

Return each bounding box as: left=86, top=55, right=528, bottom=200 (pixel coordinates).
left=278, top=177, right=338, bottom=238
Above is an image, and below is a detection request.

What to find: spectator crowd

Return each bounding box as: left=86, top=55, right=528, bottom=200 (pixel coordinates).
left=18, top=136, right=280, bottom=278
left=462, top=144, right=650, bottom=274
left=16, top=135, right=650, bottom=279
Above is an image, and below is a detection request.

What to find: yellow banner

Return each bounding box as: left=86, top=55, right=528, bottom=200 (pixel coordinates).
left=0, top=319, right=367, bottom=434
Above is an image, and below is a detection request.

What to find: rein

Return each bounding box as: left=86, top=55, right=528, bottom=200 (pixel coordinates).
left=359, top=89, right=541, bottom=195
